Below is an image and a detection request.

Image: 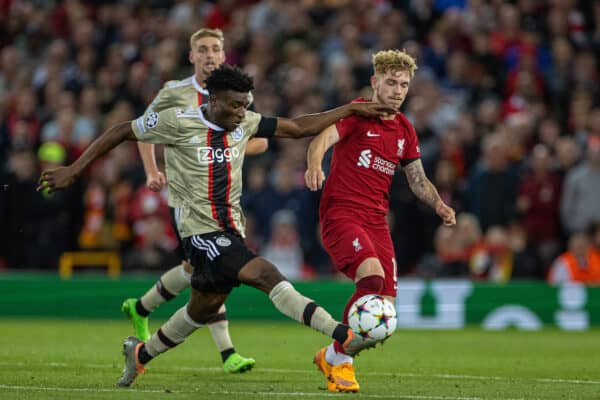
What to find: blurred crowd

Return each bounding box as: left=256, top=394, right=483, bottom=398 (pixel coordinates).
left=1, top=0, right=600, bottom=283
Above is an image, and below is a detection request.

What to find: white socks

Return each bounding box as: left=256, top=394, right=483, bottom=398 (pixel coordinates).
left=268, top=281, right=339, bottom=338
left=140, top=264, right=191, bottom=312
left=208, top=304, right=234, bottom=352
left=145, top=305, right=202, bottom=356
left=326, top=343, right=353, bottom=365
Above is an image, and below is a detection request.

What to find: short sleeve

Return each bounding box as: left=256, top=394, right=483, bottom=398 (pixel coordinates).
left=242, top=110, right=264, bottom=138
left=131, top=108, right=178, bottom=145
left=335, top=115, right=358, bottom=140
left=402, top=120, right=421, bottom=161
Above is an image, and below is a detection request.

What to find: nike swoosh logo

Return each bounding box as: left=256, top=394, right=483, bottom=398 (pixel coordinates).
left=366, top=132, right=380, bottom=137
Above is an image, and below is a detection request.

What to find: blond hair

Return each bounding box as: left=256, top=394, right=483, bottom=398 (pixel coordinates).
left=189, top=28, right=225, bottom=49
left=372, top=49, right=418, bottom=77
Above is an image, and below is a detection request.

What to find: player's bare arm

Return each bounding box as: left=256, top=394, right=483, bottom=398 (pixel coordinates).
left=138, top=142, right=167, bottom=192
left=305, top=125, right=340, bottom=191
left=246, top=138, right=268, bottom=155
left=274, top=102, right=394, bottom=139
left=38, top=121, right=136, bottom=193
left=403, top=159, right=456, bottom=226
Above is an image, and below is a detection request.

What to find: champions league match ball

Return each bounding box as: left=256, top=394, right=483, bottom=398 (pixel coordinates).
left=348, top=294, right=397, bottom=344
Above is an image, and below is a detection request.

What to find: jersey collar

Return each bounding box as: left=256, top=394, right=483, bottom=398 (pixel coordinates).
left=192, top=75, right=209, bottom=95
left=198, top=106, right=224, bottom=131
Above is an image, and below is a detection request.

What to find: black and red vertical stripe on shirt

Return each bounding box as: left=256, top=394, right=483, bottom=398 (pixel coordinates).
left=206, top=128, right=238, bottom=234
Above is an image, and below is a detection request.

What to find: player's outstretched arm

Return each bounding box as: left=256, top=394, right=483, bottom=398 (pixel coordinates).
left=305, top=125, right=340, bottom=191
left=38, top=121, right=136, bottom=193
left=274, top=102, right=394, bottom=138
left=138, top=142, right=166, bottom=192
left=403, top=159, right=456, bottom=226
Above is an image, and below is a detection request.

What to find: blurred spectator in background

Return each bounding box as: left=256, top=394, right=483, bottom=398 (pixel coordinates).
left=554, top=136, right=582, bottom=176
left=123, top=186, right=178, bottom=271
left=418, top=224, right=469, bottom=278
left=470, top=225, right=514, bottom=282
left=589, top=223, right=600, bottom=252
left=456, top=212, right=483, bottom=259
left=561, top=136, right=600, bottom=235
left=260, top=210, right=315, bottom=281
left=246, top=158, right=315, bottom=249
left=1, top=142, right=82, bottom=269
left=548, top=232, right=600, bottom=285
left=1, top=147, right=40, bottom=269
left=1, top=1, right=599, bottom=280
left=517, top=144, right=562, bottom=268
left=466, top=133, right=518, bottom=231
left=468, top=221, right=538, bottom=282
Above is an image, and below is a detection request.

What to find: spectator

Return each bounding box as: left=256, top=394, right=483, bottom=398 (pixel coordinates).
left=554, top=136, right=581, bottom=177
left=517, top=144, right=562, bottom=266
left=418, top=224, right=469, bottom=278
left=470, top=225, right=513, bottom=282
left=561, top=136, right=600, bottom=234
left=588, top=223, right=600, bottom=252
left=2, top=1, right=598, bottom=276
left=466, top=133, right=519, bottom=230
left=260, top=210, right=315, bottom=281
left=548, top=233, right=600, bottom=285
left=456, top=212, right=484, bottom=261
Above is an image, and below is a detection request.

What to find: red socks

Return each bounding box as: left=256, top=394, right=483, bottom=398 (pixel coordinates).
left=334, top=275, right=384, bottom=354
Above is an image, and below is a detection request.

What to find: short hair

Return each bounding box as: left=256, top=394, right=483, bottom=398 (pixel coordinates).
left=189, top=28, right=224, bottom=49
left=372, top=49, right=418, bottom=78
left=205, top=64, right=254, bottom=94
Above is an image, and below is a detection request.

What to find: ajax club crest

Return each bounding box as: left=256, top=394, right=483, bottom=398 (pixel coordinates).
left=232, top=127, right=244, bottom=142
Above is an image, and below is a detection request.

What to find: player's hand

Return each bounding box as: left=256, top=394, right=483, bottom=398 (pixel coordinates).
left=349, top=102, right=396, bottom=118
left=435, top=201, right=456, bottom=226
left=146, top=170, right=166, bottom=192
left=37, top=166, right=77, bottom=193
left=304, top=167, right=325, bottom=191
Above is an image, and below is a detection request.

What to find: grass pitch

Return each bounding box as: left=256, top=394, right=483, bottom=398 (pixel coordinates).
left=0, top=319, right=599, bottom=400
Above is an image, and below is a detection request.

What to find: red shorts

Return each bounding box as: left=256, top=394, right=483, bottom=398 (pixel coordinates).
left=321, top=216, right=397, bottom=297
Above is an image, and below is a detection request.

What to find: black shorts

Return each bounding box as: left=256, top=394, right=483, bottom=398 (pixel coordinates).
left=182, top=231, right=257, bottom=293
left=169, top=207, right=185, bottom=260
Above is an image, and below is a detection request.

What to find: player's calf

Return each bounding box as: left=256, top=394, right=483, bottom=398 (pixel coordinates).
left=239, top=258, right=354, bottom=347
left=139, top=264, right=192, bottom=313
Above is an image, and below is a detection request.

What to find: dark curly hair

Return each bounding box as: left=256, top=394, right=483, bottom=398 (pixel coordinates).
left=205, top=64, right=254, bottom=94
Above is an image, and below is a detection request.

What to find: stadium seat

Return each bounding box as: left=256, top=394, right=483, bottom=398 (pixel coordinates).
left=58, top=251, right=121, bottom=278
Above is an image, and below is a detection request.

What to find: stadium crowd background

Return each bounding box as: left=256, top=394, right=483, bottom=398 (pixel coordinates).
left=0, top=0, right=599, bottom=283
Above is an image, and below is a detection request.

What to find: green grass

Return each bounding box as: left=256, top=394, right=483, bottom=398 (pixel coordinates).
left=0, top=320, right=599, bottom=399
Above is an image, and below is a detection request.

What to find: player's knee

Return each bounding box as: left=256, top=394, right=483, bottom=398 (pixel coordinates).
left=188, top=292, right=225, bottom=324
left=355, top=257, right=385, bottom=281
left=182, top=260, right=194, bottom=274
left=238, top=257, right=286, bottom=293
left=187, top=303, right=221, bottom=324
left=186, top=302, right=208, bottom=324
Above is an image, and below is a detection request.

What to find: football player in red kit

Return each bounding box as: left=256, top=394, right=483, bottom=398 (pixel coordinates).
left=305, top=49, right=456, bottom=392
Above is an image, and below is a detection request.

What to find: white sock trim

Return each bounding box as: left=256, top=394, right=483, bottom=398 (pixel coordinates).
left=325, top=343, right=337, bottom=364
left=326, top=343, right=353, bottom=365
left=180, top=267, right=192, bottom=283
left=183, top=306, right=204, bottom=328
left=268, top=281, right=293, bottom=300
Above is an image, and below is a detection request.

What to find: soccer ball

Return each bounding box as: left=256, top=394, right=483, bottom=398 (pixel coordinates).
left=347, top=294, right=397, bottom=344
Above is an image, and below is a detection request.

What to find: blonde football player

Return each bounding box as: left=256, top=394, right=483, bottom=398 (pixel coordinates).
left=306, top=50, right=455, bottom=392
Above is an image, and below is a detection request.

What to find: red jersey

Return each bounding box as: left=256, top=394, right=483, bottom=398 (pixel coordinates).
left=319, top=98, right=421, bottom=221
